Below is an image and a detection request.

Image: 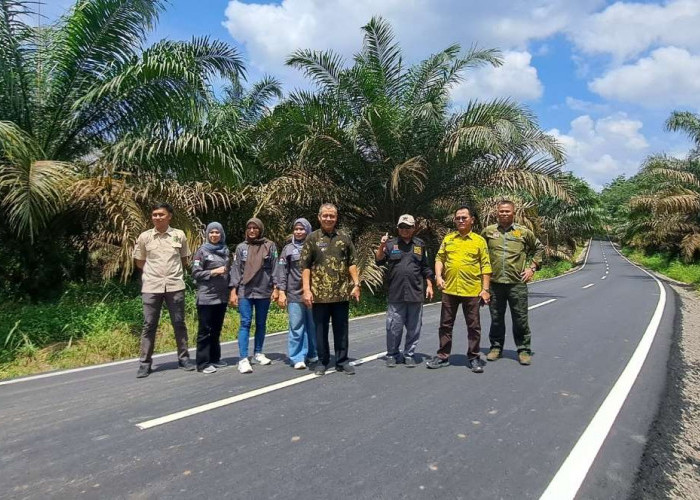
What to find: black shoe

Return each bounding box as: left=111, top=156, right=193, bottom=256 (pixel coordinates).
left=385, top=356, right=397, bottom=368
left=404, top=356, right=416, bottom=367
left=467, top=358, right=484, bottom=374
left=314, top=364, right=327, bottom=376
left=178, top=360, right=195, bottom=371
left=136, top=365, right=151, bottom=378
left=426, top=356, right=450, bottom=369
left=337, top=363, right=355, bottom=375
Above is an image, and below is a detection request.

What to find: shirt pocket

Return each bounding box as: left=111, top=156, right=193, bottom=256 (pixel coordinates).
left=145, top=240, right=159, bottom=253
left=263, top=254, right=273, bottom=270
left=461, top=247, right=480, bottom=265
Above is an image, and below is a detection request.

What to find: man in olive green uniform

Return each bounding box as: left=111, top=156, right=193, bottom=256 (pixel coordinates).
left=301, top=203, right=361, bottom=376
left=482, top=200, right=544, bottom=365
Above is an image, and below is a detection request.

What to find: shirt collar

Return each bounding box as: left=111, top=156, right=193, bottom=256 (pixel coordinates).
left=498, top=223, right=515, bottom=232
left=153, top=226, right=173, bottom=236
left=455, top=230, right=473, bottom=239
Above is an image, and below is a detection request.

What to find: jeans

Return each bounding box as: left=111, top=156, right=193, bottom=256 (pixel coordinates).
left=237, top=297, right=271, bottom=358
left=313, top=301, right=350, bottom=367
left=140, top=290, right=189, bottom=366
left=287, top=301, right=317, bottom=364
left=196, top=303, right=227, bottom=370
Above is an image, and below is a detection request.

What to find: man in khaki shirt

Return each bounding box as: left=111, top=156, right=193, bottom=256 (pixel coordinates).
left=133, top=203, right=194, bottom=378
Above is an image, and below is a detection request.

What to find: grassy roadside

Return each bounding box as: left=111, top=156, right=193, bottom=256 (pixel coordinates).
left=0, top=252, right=584, bottom=380
left=621, top=248, right=700, bottom=289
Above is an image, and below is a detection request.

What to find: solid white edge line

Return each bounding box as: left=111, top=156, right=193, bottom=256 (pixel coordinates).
left=533, top=238, right=592, bottom=285
left=529, top=299, right=557, bottom=310
left=136, top=350, right=388, bottom=430
left=539, top=240, right=667, bottom=500
left=0, top=309, right=397, bottom=387
left=582, top=283, right=595, bottom=289
left=2, top=238, right=594, bottom=387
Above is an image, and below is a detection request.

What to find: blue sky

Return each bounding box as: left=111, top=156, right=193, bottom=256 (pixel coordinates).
left=45, top=0, right=700, bottom=190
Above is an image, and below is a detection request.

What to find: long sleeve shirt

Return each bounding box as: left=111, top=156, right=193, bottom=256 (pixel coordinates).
left=436, top=231, right=492, bottom=297
left=228, top=241, right=278, bottom=298
left=191, top=246, right=230, bottom=305
left=481, top=224, right=544, bottom=284
left=376, top=237, right=434, bottom=303
left=274, top=241, right=305, bottom=303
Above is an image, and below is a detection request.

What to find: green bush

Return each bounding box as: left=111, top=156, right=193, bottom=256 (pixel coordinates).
left=623, top=248, right=700, bottom=288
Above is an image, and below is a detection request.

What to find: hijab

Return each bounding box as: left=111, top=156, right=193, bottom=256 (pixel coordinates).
left=292, top=217, right=312, bottom=251
left=241, top=217, right=271, bottom=285
left=203, top=222, right=229, bottom=257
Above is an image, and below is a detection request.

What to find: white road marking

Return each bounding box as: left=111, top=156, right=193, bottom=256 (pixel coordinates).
left=136, top=351, right=387, bottom=430
left=540, top=241, right=667, bottom=500
left=1, top=237, right=593, bottom=387
left=582, top=283, right=595, bottom=289
left=601, top=276, right=607, bottom=280
left=0, top=308, right=397, bottom=386
left=528, top=299, right=557, bottom=310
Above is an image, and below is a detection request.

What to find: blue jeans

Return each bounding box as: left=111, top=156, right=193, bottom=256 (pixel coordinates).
left=287, top=301, right=317, bottom=364
left=237, top=297, right=271, bottom=358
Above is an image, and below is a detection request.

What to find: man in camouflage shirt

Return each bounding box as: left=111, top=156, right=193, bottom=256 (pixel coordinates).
left=301, top=203, right=361, bottom=376
left=482, top=200, right=544, bottom=365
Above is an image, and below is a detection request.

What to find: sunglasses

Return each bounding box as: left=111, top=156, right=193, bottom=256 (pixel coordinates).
left=397, top=224, right=413, bottom=229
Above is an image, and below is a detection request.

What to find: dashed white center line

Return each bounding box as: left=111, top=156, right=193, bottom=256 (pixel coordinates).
left=601, top=276, right=607, bottom=280
left=528, top=299, right=557, bottom=310
left=582, top=283, right=595, bottom=289
left=136, top=350, right=387, bottom=430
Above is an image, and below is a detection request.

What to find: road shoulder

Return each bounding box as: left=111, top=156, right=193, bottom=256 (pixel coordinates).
left=631, top=284, right=700, bottom=498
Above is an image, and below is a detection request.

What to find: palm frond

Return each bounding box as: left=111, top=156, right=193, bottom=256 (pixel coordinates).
left=286, top=49, right=346, bottom=90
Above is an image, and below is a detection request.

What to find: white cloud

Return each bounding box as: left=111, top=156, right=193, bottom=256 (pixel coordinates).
left=549, top=113, right=649, bottom=189
left=565, top=96, right=610, bottom=114
left=223, top=0, right=601, bottom=82
left=451, top=51, right=543, bottom=103
left=570, top=0, right=700, bottom=61
left=589, top=47, right=700, bottom=110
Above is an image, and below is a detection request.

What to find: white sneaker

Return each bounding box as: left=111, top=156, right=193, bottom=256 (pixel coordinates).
left=238, top=357, right=253, bottom=374
left=202, top=365, right=217, bottom=374
left=293, top=361, right=307, bottom=370
left=253, top=353, right=272, bottom=365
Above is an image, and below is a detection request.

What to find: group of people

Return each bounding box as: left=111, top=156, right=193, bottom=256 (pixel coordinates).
left=132, top=200, right=543, bottom=379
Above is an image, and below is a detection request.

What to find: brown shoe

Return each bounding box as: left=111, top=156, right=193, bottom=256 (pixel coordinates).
left=486, top=348, right=502, bottom=361
left=518, top=352, right=532, bottom=365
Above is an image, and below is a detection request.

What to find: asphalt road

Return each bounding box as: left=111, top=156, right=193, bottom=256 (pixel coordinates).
left=0, top=240, right=676, bottom=499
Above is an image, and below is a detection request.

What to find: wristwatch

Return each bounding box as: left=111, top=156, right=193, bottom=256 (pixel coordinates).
left=352, top=282, right=360, bottom=288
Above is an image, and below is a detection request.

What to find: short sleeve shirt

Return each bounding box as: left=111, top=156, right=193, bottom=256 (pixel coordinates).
left=133, top=227, right=190, bottom=293
left=300, top=229, right=357, bottom=303
left=436, top=231, right=492, bottom=297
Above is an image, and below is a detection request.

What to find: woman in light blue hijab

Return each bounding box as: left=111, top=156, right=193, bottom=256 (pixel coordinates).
left=273, top=218, right=317, bottom=369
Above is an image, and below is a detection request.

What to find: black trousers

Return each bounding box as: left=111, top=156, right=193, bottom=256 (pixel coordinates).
left=312, top=301, right=349, bottom=367
left=196, top=303, right=227, bottom=370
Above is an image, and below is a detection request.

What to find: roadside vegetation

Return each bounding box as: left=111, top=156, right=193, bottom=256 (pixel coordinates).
left=601, top=110, right=700, bottom=286
left=1, top=1, right=599, bottom=379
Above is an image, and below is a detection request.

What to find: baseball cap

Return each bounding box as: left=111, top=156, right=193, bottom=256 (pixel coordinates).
left=397, top=214, right=415, bottom=227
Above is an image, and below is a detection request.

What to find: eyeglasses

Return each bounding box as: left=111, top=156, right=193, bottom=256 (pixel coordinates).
left=454, top=216, right=470, bottom=221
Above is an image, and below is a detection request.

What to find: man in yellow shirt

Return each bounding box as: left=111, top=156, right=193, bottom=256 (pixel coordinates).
left=427, top=206, right=492, bottom=373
